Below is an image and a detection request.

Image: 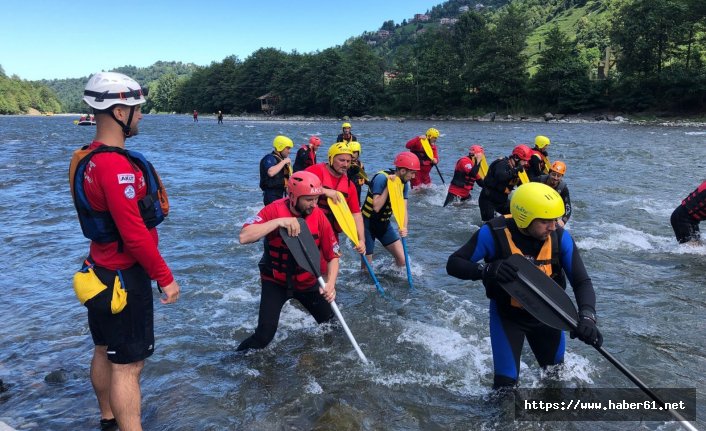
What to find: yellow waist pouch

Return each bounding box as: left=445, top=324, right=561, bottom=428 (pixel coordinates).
left=73, top=261, right=127, bottom=314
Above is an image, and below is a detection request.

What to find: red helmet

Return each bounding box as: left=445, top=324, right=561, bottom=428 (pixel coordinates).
left=288, top=171, right=323, bottom=206
left=394, top=152, right=420, bottom=171
left=309, top=136, right=321, bottom=146
left=511, top=144, right=532, bottom=161
left=469, top=145, right=484, bottom=155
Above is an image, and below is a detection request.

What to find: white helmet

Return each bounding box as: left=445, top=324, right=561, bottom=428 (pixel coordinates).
left=83, top=72, right=147, bottom=110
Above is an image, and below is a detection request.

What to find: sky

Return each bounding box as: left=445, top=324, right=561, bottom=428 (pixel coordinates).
left=1, top=0, right=440, bottom=81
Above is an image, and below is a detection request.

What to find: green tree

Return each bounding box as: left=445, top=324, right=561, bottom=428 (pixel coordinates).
left=331, top=39, right=385, bottom=116
left=467, top=4, right=530, bottom=110
left=531, top=25, right=594, bottom=112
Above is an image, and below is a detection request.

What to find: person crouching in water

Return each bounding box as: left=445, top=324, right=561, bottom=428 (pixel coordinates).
left=444, top=145, right=485, bottom=207
left=671, top=180, right=706, bottom=245
left=237, top=171, right=340, bottom=352
left=361, top=152, right=419, bottom=268
left=447, top=182, right=601, bottom=389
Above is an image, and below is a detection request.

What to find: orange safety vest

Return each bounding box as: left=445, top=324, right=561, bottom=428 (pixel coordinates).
left=489, top=215, right=559, bottom=308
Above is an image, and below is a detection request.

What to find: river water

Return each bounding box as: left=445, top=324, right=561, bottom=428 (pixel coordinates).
left=0, top=115, right=704, bottom=430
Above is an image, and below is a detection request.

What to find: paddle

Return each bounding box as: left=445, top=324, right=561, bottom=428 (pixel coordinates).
left=499, top=254, right=697, bottom=431
left=517, top=167, right=530, bottom=185
left=479, top=155, right=489, bottom=179
left=387, top=175, right=413, bottom=289
left=278, top=219, right=369, bottom=364
left=421, top=138, right=445, bottom=184
left=327, top=192, right=385, bottom=296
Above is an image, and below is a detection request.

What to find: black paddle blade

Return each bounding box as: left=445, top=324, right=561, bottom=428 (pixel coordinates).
left=498, top=254, right=579, bottom=331
left=278, top=218, right=322, bottom=279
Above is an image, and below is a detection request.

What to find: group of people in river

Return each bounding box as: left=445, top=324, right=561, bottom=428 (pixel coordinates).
left=69, top=72, right=703, bottom=430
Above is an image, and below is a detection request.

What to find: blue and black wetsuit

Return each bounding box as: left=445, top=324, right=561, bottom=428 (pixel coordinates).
left=446, top=216, right=596, bottom=388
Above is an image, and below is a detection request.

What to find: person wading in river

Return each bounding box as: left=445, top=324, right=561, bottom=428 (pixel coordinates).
left=535, top=160, right=572, bottom=227
left=444, top=145, right=484, bottom=207
left=446, top=182, right=601, bottom=389
left=237, top=171, right=340, bottom=352
left=259, top=135, right=293, bottom=205
left=361, top=152, right=419, bottom=268
left=478, top=145, right=532, bottom=222
left=405, top=127, right=440, bottom=188
left=671, top=180, right=706, bottom=244
left=293, top=136, right=321, bottom=173
left=70, top=71, right=180, bottom=431
left=305, top=142, right=366, bottom=253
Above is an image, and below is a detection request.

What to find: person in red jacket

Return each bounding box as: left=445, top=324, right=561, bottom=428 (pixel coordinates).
left=305, top=143, right=366, bottom=253
left=237, top=171, right=340, bottom=352
left=671, top=180, right=706, bottom=244
left=406, top=127, right=440, bottom=188
left=293, top=136, right=321, bottom=172
left=70, top=72, right=180, bottom=431
left=444, top=145, right=485, bottom=207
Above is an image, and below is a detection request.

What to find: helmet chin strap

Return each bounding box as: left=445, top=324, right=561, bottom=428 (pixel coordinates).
left=109, top=105, right=136, bottom=137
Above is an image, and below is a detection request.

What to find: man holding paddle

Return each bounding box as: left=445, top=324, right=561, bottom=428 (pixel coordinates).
left=444, top=145, right=485, bottom=207
left=446, top=182, right=601, bottom=389
left=406, top=127, right=441, bottom=188
left=528, top=135, right=551, bottom=181
left=361, top=152, right=419, bottom=268
left=305, top=142, right=366, bottom=253
left=237, top=171, right=340, bottom=352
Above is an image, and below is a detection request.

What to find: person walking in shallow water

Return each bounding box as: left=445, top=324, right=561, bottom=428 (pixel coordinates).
left=671, top=180, right=706, bottom=244
left=193, top=110, right=198, bottom=122
left=237, top=171, right=340, bottom=352
left=70, top=72, right=180, bottom=431
left=447, top=182, right=601, bottom=389
left=217, top=110, right=223, bottom=124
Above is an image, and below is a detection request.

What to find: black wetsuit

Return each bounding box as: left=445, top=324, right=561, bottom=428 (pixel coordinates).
left=478, top=157, right=521, bottom=221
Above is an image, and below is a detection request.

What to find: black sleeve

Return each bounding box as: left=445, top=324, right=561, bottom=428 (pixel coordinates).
left=446, top=231, right=484, bottom=281
left=559, top=230, right=596, bottom=315
left=528, top=157, right=543, bottom=181
left=469, top=161, right=481, bottom=178
left=493, top=159, right=515, bottom=186
left=561, top=185, right=572, bottom=222
left=293, top=148, right=308, bottom=172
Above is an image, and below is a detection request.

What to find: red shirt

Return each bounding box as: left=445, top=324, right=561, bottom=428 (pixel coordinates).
left=405, top=136, right=439, bottom=166
left=305, top=163, right=361, bottom=233
left=243, top=198, right=339, bottom=289
left=83, top=141, right=173, bottom=287
left=448, top=156, right=480, bottom=198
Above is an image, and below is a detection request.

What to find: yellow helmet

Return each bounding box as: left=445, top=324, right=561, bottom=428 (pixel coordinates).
left=342, top=122, right=352, bottom=129
left=328, top=142, right=353, bottom=164
left=534, top=135, right=550, bottom=149
left=510, top=182, right=565, bottom=229
left=273, top=135, right=294, bottom=152
left=426, top=128, right=440, bottom=139
left=349, top=141, right=361, bottom=154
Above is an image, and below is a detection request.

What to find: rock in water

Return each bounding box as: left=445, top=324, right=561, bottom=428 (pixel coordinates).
left=44, top=369, right=68, bottom=384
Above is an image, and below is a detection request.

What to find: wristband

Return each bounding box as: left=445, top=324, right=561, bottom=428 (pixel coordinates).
left=579, top=309, right=596, bottom=323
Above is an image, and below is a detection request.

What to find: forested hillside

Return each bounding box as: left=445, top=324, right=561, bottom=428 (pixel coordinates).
left=40, top=61, right=198, bottom=113
left=18, top=0, right=706, bottom=116
left=0, top=66, right=62, bottom=114
left=160, top=0, right=706, bottom=116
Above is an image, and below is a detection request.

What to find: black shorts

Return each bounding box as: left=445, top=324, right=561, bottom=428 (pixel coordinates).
left=88, top=263, right=154, bottom=364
